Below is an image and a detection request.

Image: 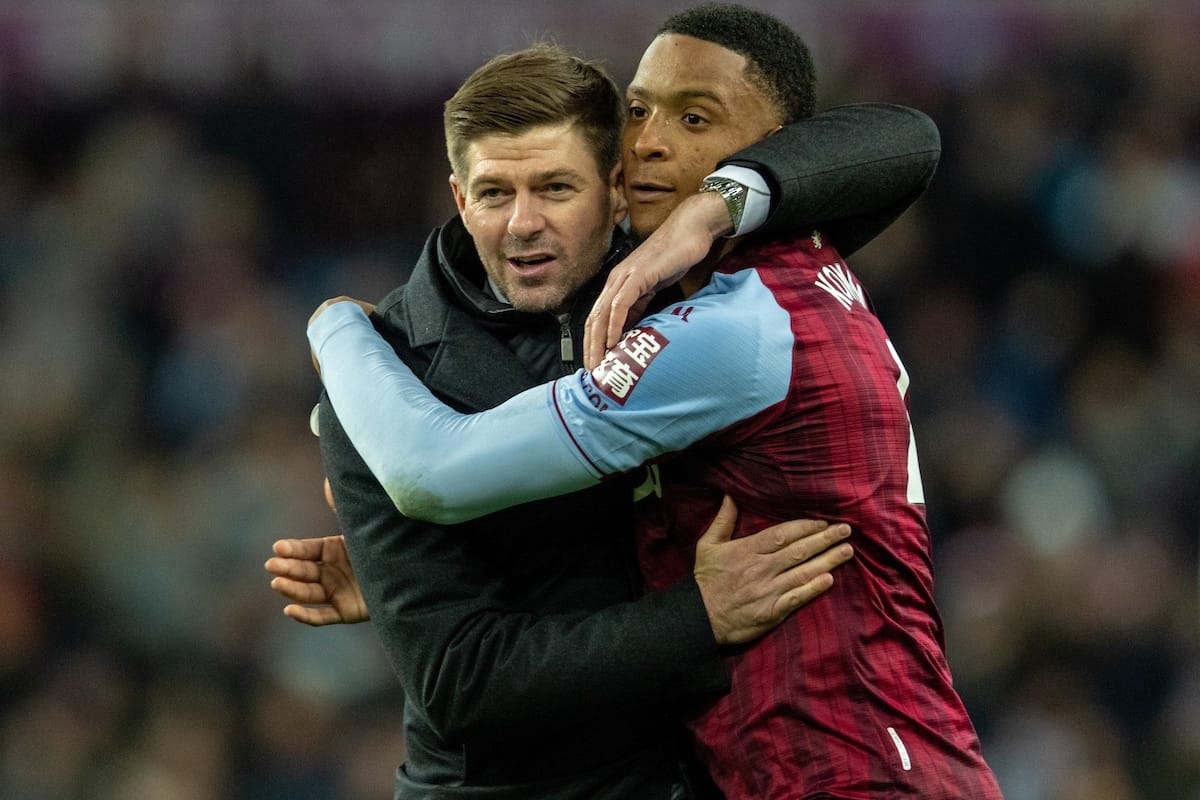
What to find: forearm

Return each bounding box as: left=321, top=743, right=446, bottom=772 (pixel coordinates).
left=415, top=579, right=726, bottom=743
left=721, top=103, right=941, bottom=252
left=319, top=400, right=727, bottom=743
left=309, top=286, right=788, bottom=522
left=309, top=302, right=597, bottom=523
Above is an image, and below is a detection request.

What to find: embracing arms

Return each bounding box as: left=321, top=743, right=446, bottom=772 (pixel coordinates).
left=309, top=273, right=788, bottom=526
left=727, top=103, right=940, bottom=249
left=307, top=390, right=850, bottom=745
left=584, top=103, right=939, bottom=365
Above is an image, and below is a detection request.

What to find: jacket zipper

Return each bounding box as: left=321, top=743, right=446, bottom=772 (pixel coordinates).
left=559, top=318, right=574, bottom=366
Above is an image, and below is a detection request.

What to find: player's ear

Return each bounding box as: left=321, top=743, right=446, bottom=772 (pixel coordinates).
left=449, top=174, right=470, bottom=223
left=608, top=163, right=628, bottom=225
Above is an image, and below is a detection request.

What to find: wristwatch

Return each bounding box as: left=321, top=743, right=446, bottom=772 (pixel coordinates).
left=699, top=175, right=749, bottom=235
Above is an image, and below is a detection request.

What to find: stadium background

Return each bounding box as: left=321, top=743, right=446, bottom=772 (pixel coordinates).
left=0, top=1, right=1197, bottom=797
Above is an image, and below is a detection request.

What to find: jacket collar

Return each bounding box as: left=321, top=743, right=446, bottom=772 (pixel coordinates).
left=384, top=216, right=631, bottom=410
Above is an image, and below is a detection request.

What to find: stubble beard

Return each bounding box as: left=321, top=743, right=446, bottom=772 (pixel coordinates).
left=497, top=234, right=612, bottom=316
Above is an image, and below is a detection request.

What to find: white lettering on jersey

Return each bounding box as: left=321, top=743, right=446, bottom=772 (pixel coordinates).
left=597, top=359, right=638, bottom=400
left=815, top=262, right=867, bottom=311
left=884, top=339, right=926, bottom=505
left=592, top=326, right=670, bottom=406
left=887, top=726, right=913, bottom=771
left=622, top=328, right=663, bottom=366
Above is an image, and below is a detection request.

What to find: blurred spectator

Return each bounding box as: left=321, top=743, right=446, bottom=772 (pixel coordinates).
left=0, top=2, right=1196, bottom=798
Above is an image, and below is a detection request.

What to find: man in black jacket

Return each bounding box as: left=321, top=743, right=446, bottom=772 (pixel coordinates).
left=270, top=37, right=939, bottom=800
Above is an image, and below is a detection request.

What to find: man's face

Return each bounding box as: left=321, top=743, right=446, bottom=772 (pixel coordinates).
left=623, top=34, right=783, bottom=241
left=450, top=122, right=626, bottom=315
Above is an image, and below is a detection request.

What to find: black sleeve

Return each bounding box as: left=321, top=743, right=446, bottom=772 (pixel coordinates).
left=318, top=393, right=728, bottom=745
left=720, top=102, right=941, bottom=255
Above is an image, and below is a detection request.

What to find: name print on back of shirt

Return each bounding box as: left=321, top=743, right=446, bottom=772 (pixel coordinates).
left=815, top=261, right=867, bottom=311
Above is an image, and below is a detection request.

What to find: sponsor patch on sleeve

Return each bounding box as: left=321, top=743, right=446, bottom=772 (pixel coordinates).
left=590, top=326, right=669, bottom=405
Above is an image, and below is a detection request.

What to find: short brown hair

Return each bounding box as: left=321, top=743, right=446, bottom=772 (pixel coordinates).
left=444, top=42, right=625, bottom=181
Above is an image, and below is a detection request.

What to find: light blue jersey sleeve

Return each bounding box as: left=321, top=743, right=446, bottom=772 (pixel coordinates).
left=552, top=271, right=794, bottom=475
left=308, top=271, right=793, bottom=524
left=309, top=302, right=598, bottom=524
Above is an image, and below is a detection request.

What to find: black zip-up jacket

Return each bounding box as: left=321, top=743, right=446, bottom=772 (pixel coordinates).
left=321, top=219, right=724, bottom=800
left=317, top=103, right=942, bottom=800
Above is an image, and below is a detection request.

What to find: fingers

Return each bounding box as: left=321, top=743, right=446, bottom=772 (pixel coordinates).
left=309, top=296, right=370, bottom=377
left=583, top=310, right=602, bottom=371
left=605, top=283, right=635, bottom=353
left=308, top=298, right=335, bottom=328
left=271, top=537, right=326, bottom=560
left=730, top=520, right=852, bottom=602
left=584, top=261, right=662, bottom=368
left=585, top=271, right=629, bottom=370
left=751, top=523, right=851, bottom=584
left=775, top=572, right=836, bottom=617
left=743, top=518, right=849, bottom=556
left=771, top=542, right=853, bottom=596
left=796, top=541, right=854, bottom=578
left=283, top=604, right=342, bottom=627
left=269, top=575, right=328, bottom=605
left=309, top=295, right=356, bottom=327
left=697, top=496, right=738, bottom=545
left=782, top=522, right=853, bottom=564
left=767, top=539, right=854, bottom=617
left=264, top=556, right=320, bottom=582
left=694, top=516, right=854, bottom=645
left=583, top=302, right=606, bottom=371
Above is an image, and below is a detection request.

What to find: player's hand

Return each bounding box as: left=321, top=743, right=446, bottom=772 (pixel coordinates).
left=583, top=191, right=731, bottom=369
left=265, top=535, right=369, bottom=626
left=307, top=296, right=376, bottom=376
left=693, top=496, right=853, bottom=645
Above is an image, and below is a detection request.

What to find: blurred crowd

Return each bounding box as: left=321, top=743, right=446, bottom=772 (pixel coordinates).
left=0, top=2, right=1197, bottom=799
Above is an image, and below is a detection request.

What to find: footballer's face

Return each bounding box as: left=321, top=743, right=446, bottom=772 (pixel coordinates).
left=450, top=122, right=627, bottom=315
left=623, top=34, right=782, bottom=241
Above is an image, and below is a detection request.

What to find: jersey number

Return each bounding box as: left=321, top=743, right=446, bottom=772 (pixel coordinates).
left=885, top=339, right=926, bottom=505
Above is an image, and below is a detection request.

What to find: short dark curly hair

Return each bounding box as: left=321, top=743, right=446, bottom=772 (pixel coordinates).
left=658, top=3, right=816, bottom=124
